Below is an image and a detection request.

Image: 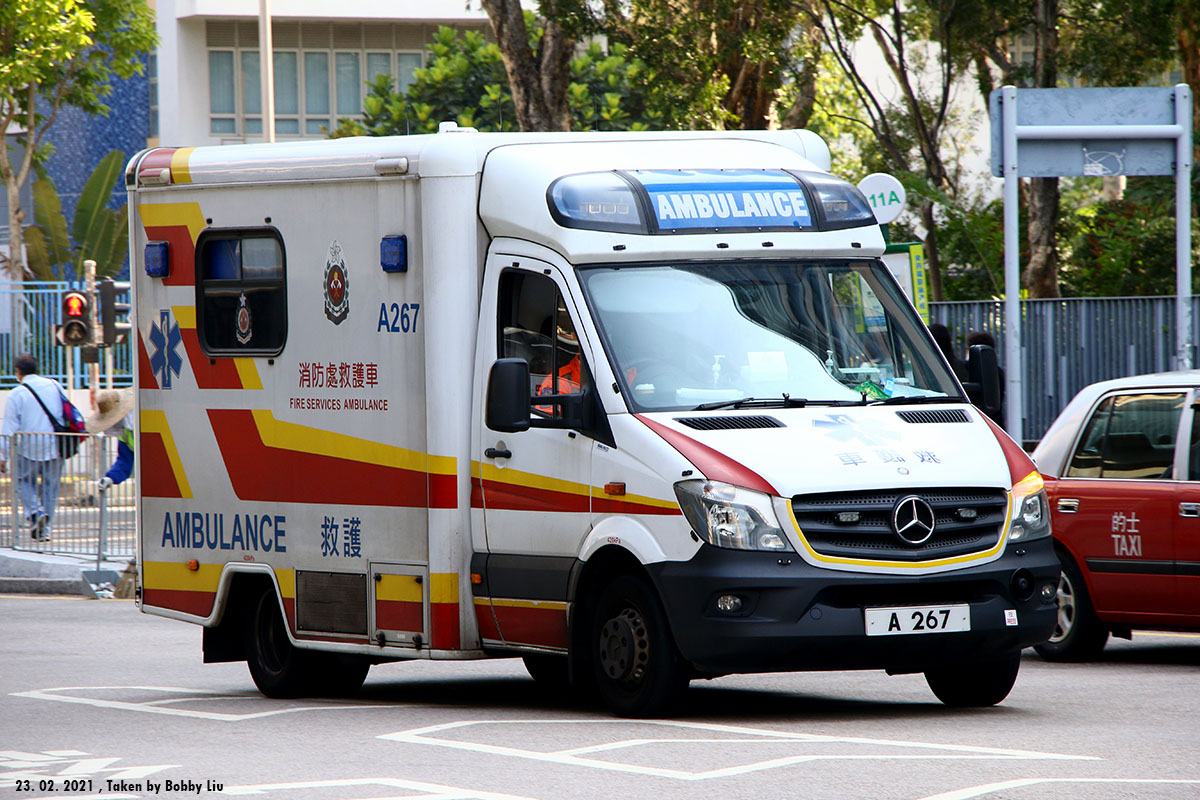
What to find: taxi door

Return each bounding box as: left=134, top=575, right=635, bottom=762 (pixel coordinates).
left=1050, top=390, right=1184, bottom=615
left=1173, top=390, right=1200, bottom=618
left=477, top=255, right=597, bottom=650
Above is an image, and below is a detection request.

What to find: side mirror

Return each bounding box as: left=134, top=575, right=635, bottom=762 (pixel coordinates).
left=486, top=358, right=531, bottom=433
left=963, top=344, right=1002, bottom=423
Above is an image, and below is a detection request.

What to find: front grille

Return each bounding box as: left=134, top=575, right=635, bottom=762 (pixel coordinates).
left=791, top=487, right=1007, bottom=562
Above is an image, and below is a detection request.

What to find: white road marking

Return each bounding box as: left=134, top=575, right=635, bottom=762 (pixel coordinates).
left=380, top=719, right=1097, bottom=782
left=10, top=686, right=394, bottom=721
left=217, top=776, right=537, bottom=798
left=916, top=777, right=1200, bottom=800
left=0, top=749, right=178, bottom=788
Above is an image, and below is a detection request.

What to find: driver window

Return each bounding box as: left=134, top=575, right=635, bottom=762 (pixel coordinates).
left=498, top=269, right=592, bottom=420
left=1067, top=393, right=1184, bottom=480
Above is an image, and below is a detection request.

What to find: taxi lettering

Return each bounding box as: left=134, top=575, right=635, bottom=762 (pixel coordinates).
left=1111, top=533, right=1142, bottom=557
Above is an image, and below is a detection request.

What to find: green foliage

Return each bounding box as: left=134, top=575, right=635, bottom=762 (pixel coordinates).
left=1060, top=177, right=1200, bottom=297
left=26, top=151, right=130, bottom=281
left=332, top=25, right=657, bottom=135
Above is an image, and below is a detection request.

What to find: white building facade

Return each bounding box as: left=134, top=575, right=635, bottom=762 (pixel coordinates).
left=154, top=0, right=492, bottom=148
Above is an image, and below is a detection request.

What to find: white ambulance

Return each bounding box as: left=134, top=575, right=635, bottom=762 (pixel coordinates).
left=128, top=128, right=1058, bottom=717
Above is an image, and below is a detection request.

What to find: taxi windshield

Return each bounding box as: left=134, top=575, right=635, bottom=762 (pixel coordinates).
left=578, top=260, right=963, bottom=412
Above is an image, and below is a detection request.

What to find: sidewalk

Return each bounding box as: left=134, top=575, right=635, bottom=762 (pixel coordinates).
left=0, top=547, right=134, bottom=597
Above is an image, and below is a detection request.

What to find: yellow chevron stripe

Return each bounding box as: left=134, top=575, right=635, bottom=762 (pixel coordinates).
left=376, top=574, right=423, bottom=603
left=233, top=359, right=263, bottom=390
left=431, top=573, right=459, bottom=604
left=473, top=460, right=675, bottom=511
left=251, top=409, right=456, bottom=475
left=142, top=561, right=222, bottom=592
left=170, top=148, right=195, bottom=184
left=139, top=202, right=206, bottom=243
left=486, top=598, right=568, bottom=611
left=171, top=305, right=196, bottom=328
left=140, top=409, right=193, bottom=498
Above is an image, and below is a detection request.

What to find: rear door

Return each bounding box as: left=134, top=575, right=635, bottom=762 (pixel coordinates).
left=1049, top=389, right=1185, bottom=615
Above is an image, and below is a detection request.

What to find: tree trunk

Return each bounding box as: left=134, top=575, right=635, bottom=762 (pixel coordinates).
left=1025, top=0, right=1061, bottom=298
left=480, top=0, right=572, bottom=131
left=1180, top=0, right=1200, bottom=177
left=921, top=201, right=946, bottom=302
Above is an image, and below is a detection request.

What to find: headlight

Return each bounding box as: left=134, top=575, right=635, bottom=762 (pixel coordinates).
left=1009, top=471, right=1051, bottom=542
left=673, top=480, right=793, bottom=552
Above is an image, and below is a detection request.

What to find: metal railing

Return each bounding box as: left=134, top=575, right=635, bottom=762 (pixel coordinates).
left=2, top=431, right=135, bottom=560
left=931, top=295, right=1200, bottom=443
left=1, top=281, right=133, bottom=390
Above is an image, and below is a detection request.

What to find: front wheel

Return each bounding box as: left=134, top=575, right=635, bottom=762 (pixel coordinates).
left=591, top=573, right=688, bottom=718
left=245, top=588, right=314, bottom=698
left=1033, top=556, right=1109, bottom=662
left=925, top=652, right=1021, bottom=708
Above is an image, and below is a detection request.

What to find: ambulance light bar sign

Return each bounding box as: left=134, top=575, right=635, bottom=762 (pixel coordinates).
left=634, top=169, right=813, bottom=231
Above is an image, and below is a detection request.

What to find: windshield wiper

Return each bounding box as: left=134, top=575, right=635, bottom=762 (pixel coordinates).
left=694, top=395, right=810, bottom=411
left=869, top=394, right=959, bottom=406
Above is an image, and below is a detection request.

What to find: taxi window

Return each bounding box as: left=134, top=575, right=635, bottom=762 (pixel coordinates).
left=1067, top=392, right=1184, bottom=480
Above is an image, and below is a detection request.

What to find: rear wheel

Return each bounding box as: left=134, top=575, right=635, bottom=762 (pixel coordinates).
left=245, top=588, right=314, bottom=698
left=1033, top=556, right=1109, bottom=662
left=591, top=573, right=688, bottom=718
left=925, top=652, right=1021, bottom=708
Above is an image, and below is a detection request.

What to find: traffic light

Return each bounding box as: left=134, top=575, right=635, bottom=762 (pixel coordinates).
left=98, top=277, right=132, bottom=345
left=61, top=290, right=92, bottom=346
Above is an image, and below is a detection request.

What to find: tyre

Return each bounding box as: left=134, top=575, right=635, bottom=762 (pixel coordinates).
left=1033, top=555, right=1109, bottom=662
left=925, top=652, right=1021, bottom=708
left=245, top=588, right=315, bottom=698
left=590, top=573, right=688, bottom=718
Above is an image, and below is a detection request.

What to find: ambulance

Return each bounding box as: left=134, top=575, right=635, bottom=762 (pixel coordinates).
left=128, top=127, right=1059, bottom=717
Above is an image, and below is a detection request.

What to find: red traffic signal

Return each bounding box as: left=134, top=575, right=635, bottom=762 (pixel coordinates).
left=61, top=290, right=92, bottom=346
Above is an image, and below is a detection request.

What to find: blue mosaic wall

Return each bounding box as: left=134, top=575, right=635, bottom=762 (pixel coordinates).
left=40, top=61, right=151, bottom=279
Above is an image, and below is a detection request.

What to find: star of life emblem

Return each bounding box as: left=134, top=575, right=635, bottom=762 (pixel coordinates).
left=324, top=240, right=349, bottom=325
left=236, top=292, right=253, bottom=344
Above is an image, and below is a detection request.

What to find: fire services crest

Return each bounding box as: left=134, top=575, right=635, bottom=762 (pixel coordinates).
left=235, top=292, right=253, bottom=344
left=324, top=240, right=349, bottom=325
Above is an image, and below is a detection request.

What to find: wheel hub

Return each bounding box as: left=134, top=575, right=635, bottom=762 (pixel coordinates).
left=598, top=608, right=649, bottom=684
left=1049, top=571, right=1077, bottom=643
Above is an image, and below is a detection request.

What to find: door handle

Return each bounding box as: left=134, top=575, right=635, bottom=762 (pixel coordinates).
left=484, top=447, right=512, bottom=460
left=1179, top=502, right=1200, bottom=518
left=1057, top=498, right=1080, bottom=513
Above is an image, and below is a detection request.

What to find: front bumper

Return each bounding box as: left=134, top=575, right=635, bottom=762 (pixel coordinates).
left=646, top=539, right=1059, bottom=674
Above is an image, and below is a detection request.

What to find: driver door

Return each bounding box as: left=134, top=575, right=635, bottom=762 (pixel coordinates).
left=478, top=257, right=596, bottom=650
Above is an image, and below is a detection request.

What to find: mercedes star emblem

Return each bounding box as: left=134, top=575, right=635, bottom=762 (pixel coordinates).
left=892, top=495, right=936, bottom=545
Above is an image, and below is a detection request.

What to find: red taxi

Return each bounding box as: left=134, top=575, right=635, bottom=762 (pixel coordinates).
left=1031, top=371, right=1200, bottom=660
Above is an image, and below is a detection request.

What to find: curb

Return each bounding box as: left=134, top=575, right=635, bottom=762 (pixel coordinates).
left=0, top=576, right=89, bottom=595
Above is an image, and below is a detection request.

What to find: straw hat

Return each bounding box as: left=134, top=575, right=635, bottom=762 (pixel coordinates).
left=87, top=389, right=134, bottom=433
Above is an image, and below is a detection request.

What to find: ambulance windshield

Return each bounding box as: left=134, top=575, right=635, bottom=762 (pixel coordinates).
left=579, top=260, right=963, bottom=412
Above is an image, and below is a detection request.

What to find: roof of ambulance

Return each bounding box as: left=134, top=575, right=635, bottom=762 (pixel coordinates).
left=135, top=129, right=833, bottom=186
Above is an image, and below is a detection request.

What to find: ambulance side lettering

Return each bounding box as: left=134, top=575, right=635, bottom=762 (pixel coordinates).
left=161, top=512, right=286, bottom=552
left=377, top=302, right=420, bottom=334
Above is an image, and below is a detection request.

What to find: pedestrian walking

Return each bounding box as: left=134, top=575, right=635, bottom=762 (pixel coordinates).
left=87, top=389, right=135, bottom=491
left=0, top=354, right=68, bottom=541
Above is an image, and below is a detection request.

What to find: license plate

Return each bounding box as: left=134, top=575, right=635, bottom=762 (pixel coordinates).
left=864, top=604, right=970, bottom=636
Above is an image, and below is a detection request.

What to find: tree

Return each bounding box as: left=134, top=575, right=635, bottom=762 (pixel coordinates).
left=25, top=150, right=129, bottom=281
left=802, top=0, right=982, bottom=301
left=479, top=0, right=575, bottom=131
left=332, top=27, right=657, bottom=136
left=0, top=0, right=156, bottom=281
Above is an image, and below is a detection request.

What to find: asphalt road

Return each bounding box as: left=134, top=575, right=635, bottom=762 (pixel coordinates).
left=3, top=595, right=1198, bottom=800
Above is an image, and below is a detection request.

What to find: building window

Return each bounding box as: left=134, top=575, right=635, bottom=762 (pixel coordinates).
left=196, top=229, right=287, bottom=356
left=148, top=52, right=159, bottom=139
left=203, top=21, right=489, bottom=139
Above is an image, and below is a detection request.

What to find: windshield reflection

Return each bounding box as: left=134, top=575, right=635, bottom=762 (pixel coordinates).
left=579, top=260, right=962, bottom=412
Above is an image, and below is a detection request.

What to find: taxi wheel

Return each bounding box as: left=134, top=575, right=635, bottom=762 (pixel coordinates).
left=246, top=588, right=315, bottom=698
left=591, top=574, right=688, bottom=717
left=925, top=652, right=1020, bottom=708
left=1033, top=557, right=1109, bottom=662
